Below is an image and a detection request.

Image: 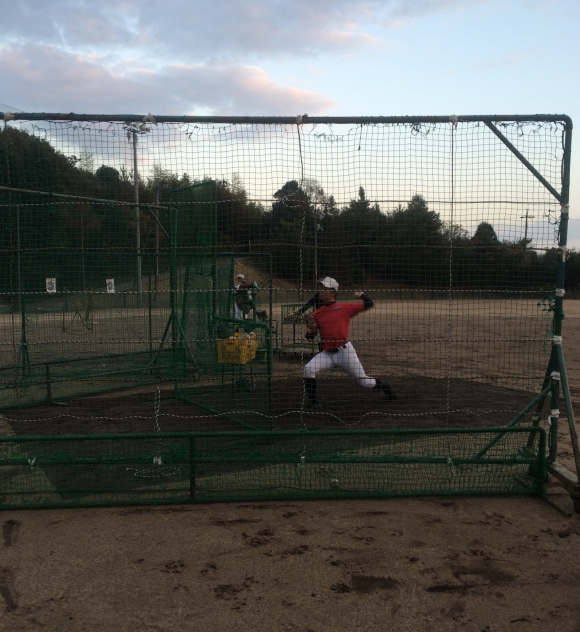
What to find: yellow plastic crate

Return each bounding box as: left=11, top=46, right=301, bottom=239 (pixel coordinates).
left=216, top=336, right=258, bottom=365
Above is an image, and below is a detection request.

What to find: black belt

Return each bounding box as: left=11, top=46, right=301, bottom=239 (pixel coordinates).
left=327, top=344, right=348, bottom=354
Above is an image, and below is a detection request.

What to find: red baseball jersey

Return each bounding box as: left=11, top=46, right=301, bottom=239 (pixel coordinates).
left=311, top=301, right=365, bottom=351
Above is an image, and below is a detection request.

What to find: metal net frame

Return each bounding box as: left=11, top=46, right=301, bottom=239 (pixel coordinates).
left=0, top=112, right=576, bottom=509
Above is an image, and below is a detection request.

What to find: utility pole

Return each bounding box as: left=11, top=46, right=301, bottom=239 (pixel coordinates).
left=131, top=130, right=142, bottom=305
left=314, top=207, right=318, bottom=283
left=125, top=122, right=152, bottom=306
left=313, top=207, right=323, bottom=283
left=15, top=204, right=29, bottom=376
left=155, top=185, right=160, bottom=297
left=521, top=209, right=535, bottom=264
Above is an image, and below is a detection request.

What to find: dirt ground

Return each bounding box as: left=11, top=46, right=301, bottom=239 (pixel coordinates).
left=3, top=374, right=543, bottom=436
left=4, top=296, right=571, bottom=434
left=1, top=494, right=580, bottom=631
left=1, top=300, right=580, bottom=630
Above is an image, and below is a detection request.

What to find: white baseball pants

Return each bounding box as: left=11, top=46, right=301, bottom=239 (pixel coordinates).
left=234, top=304, right=245, bottom=319
left=303, top=342, right=376, bottom=388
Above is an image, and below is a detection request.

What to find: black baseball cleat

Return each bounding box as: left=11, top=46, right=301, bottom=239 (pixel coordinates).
left=303, top=378, right=321, bottom=410
left=375, top=380, right=397, bottom=401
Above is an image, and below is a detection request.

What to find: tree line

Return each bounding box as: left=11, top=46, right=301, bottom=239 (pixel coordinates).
left=1, top=126, right=578, bottom=294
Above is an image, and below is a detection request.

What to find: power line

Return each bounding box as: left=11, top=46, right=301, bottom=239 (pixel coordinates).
left=0, top=101, right=24, bottom=112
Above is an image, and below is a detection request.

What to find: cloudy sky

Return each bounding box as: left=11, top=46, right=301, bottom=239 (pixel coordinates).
left=1, top=0, right=579, bottom=238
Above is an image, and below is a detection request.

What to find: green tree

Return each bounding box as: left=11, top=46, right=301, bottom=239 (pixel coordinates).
left=472, top=222, right=498, bottom=245
left=96, top=165, right=121, bottom=198
left=565, top=250, right=580, bottom=293
left=383, top=195, right=445, bottom=287
left=215, top=177, right=264, bottom=249
left=271, top=180, right=312, bottom=227
left=331, top=187, right=386, bottom=284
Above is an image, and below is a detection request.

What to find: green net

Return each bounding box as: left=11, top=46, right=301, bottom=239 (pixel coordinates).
left=168, top=181, right=274, bottom=428
left=0, top=427, right=546, bottom=509
left=0, top=114, right=573, bottom=508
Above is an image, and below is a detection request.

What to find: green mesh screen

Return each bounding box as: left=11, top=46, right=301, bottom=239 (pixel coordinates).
left=168, top=182, right=274, bottom=428
left=0, top=186, right=174, bottom=409
left=169, top=181, right=217, bottom=377
left=0, top=115, right=573, bottom=508
left=0, top=427, right=546, bottom=509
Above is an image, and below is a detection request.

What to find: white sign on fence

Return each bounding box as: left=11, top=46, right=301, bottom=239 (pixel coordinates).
left=106, top=278, right=115, bottom=294
left=46, top=278, right=56, bottom=293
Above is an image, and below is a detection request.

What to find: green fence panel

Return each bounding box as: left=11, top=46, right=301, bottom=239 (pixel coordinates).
left=0, top=427, right=545, bottom=509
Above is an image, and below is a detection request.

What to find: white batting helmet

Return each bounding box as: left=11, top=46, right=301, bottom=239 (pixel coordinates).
left=318, top=277, right=339, bottom=291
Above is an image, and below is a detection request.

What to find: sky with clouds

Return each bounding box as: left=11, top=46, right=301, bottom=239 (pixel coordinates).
left=1, top=0, right=579, bottom=239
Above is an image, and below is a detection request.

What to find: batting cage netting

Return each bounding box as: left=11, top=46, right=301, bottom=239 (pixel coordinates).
left=0, top=113, right=576, bottom=508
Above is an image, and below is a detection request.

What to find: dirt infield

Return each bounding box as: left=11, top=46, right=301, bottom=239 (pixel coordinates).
left=3, top=374, right=543, bottom=437
left=1, top=494, right=580, bottom=631
left=1, top=301, right=580, bottom=629
left=2, top=296, right=570, bottom=434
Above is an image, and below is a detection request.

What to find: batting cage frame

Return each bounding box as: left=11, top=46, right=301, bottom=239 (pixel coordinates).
left=0, top=112, right=576, bottom=510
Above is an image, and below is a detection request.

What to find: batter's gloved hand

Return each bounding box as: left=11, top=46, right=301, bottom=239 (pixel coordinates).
left=285, top=310, right=303, bottom=323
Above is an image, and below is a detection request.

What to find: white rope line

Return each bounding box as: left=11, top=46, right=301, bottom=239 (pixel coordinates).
left=447, top=118, right=456, bottom=425
left=125, top=387, right=179, bottom=479
left=0, top=199, right=561, bottom=208
left=0, top=337, right=549, bottom=347
left=0, top=407, right=524, bottom=424
left=154, top=386, right=161, bottom=433
left=0, top=287, right=551, bottom=295
left=0, top=290, right=553, bottom=298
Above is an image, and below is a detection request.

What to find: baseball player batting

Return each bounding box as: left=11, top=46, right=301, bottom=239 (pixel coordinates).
left=303, top=277, right=396, bottom=411
left=289, top=291, right=324, bottom=352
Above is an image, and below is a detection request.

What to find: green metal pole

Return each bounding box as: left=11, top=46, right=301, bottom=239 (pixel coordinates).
left=552, top=118, right=580, bottom=480
left=3, top=113, right=572, bottom=125
left=533, top=347, right=557, bottom=420
left=556, top=344, right=580, bottom=475
left=547, top=374, right=560, bottom=463
left=475, top=384, right=551, bottom=458
left=485, top=122, right=563, bottom=202
left=555, top=118, right=572, bottom=340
